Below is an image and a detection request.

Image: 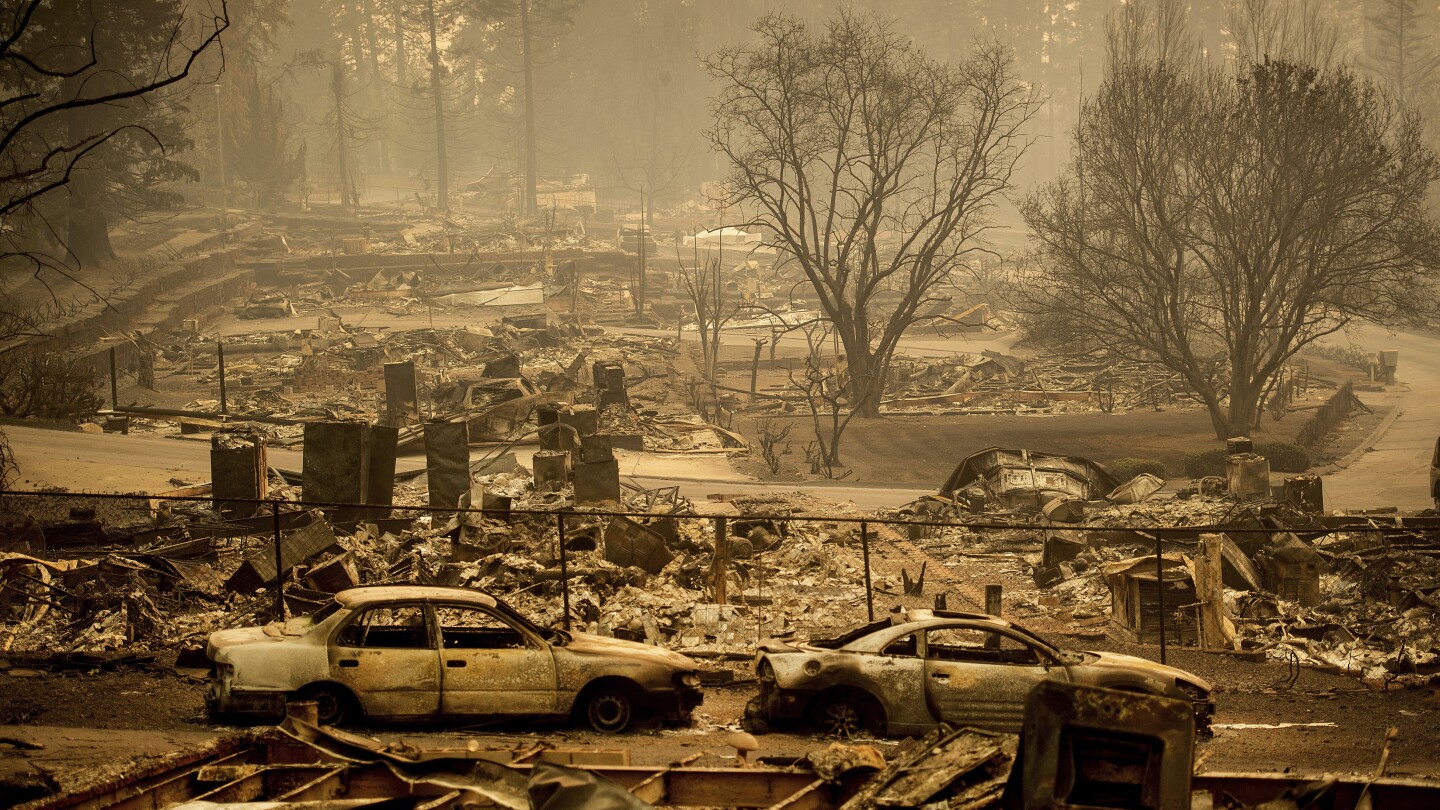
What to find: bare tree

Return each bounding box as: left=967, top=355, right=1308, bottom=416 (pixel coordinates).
left=1365, top=0, right=1440, bottom=107
left=704, top=10, right=1037, bottom=417
left=1107, top=0, right=1197, bottom=65
left=1227, top=0, right=1345, bottom=70
left=675, top=241, right=745, bottom=385
left=782, top=320, right=856, bottom=479
left=1022, top=54, right=1440, bottom=440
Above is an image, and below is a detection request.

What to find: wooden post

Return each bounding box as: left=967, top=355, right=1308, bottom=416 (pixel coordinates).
left=984, top=584, right=1003, bottom=648
left=711, top=516, right=729, bottom=604
left=556, top=511, right=571, bottom=631
left=272, top=501, right=284, bottom=622
left=1154, top=533, right=1167, bottom=665
left=750, top=339, right=764, bottom=401
left=861, top=520, right=874, bottom=621
left=985, top=584, right=1003, bottom=616
left=217, top=340, right=228, bottom=415
left=1196, top=533, right=1234, bottom=649
left=109, top=346, right=119, bottom=410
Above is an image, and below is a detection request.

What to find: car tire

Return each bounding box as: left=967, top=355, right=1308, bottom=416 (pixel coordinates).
left=584, top=687, right=635, bottom=734
left=297, top=684, right=354, bottom=727
left=812, top=692, right=878, bottom=739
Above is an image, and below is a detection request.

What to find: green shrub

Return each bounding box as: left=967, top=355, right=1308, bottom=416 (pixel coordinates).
left=1257, top=441, right=1310, bottom=472
left=1181, top=442, right=1311, bottom=477
left=1182, top=449, right=1228, bottom=478
left=1105, top=457, right=1168, bottom=480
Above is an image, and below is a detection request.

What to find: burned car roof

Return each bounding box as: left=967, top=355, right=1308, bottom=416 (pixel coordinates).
left=333, top=585, right=500, bottom=608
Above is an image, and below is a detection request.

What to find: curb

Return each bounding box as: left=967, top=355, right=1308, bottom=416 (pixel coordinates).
left=1318, top=403, right=1404, bottom=475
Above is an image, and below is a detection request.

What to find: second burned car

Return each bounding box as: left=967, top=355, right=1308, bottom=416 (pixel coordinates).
left=744, top=609, right=1214, bottom=737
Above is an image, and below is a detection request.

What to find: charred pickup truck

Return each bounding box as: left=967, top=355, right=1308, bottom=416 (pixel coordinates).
left=207, top=586, right=703, bottom=732
left=744, top=609, right=1213, bottom=738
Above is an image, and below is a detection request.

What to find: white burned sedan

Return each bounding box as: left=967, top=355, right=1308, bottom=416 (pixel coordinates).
left=745, top=609, right=1214, bottom=737
left=207, top=586, right=702, bottom=733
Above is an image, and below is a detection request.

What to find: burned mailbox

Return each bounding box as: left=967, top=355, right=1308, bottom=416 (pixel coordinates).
left=593, top=360, right=629, bottom=408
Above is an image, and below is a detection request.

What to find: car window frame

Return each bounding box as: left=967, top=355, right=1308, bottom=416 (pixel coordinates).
left=433, top=601, right=545, bottom=651
left=920, top=621, right=1057, bottom=667
left=333, top=601, right=437, bottom=650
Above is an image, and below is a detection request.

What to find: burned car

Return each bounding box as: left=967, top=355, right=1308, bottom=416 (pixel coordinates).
left=207, top=586, right=702, bottom=733
left=744, top=609, right=1213, bottom=737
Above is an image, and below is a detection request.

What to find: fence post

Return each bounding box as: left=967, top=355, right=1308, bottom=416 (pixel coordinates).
left=272, top=500, right=284, bottom=622
left=985, top=584, right=1003, bottom=616
left=1154, top=532, right=1167, bottom=665
left=217, top=340, right=228, bottom=416
left=861, top=520, right=874, bottom=622
left=984, top=584, right=1003, bottom=649
left=712, top=516, right=729, bottom=605
left=556, top=511, right=571, bottom=631
left=109, top=346, right=119, bottom=411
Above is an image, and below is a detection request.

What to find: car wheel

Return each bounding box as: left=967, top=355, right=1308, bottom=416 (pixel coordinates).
left=813, top=693, right=877, bottom=739
left=584, top=688, right=635, bottom=734
left=297, top=684, right=354, bottom=726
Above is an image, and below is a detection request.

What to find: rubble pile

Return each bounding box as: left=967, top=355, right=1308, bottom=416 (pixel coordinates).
left=0, top=479, right=877, bottom=662
left=908, top=485, right=1440, bottom=689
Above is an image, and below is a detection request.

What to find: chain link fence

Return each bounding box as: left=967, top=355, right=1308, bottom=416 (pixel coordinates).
left=3, top=488, right=1418, bottom=667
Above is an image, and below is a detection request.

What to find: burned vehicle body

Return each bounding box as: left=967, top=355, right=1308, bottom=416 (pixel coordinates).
left=207, top=586, right=702, bottom=733
left=940, top=447, right=1119, bottom=509
left=746, top=609, right=1212, bottom=737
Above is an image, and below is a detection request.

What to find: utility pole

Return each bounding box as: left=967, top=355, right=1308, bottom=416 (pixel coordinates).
left=520, top=0, right=538, bottom=216
left=331, top=61, right=353, bottom=211
left=635, top=189, right=647, bottom=318
left=426, top=0, right=448, bottom=212
left=214, top=84, right=226, bottom=229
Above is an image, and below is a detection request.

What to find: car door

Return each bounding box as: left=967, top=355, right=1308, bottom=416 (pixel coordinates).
left=330, top=602, right=440, bottom=719
left=867, top=631, right=934, bottom=733
left=922, top=624, right=1058, bottom=733
left=436, top=604, right=558, bottom=717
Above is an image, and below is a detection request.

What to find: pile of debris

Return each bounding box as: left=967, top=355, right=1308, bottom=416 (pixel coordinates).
left=899, top=446, right=1440, bottom=690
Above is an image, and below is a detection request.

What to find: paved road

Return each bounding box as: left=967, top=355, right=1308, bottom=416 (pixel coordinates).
left=3, top=424, right=931, bottom=509
left=2, top=425, right=421, bottom=494
left=1320, top=323, right=1440, bottom=512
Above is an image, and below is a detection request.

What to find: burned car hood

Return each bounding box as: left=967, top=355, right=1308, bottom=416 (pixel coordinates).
left=1084, top=650, right=1213, bottom=693
left=564, top=632, right=697, bottom=669
left=208, top=620, right=310, bottom=652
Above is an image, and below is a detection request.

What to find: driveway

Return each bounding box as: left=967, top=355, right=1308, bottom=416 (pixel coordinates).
left=1319, top=323, right=1440, bottom=512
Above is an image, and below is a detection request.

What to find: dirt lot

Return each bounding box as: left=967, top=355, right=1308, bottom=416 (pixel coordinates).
left=733, top=401, right=1387, bottom=486
left=723, top=343, right=1381, bottom=485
